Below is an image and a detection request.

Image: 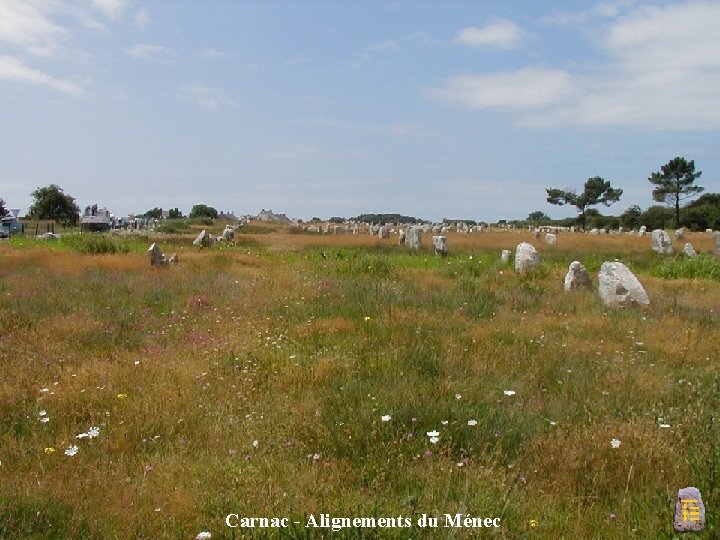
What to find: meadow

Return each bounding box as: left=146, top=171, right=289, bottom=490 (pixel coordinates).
left=1, top=225, right=719, bottom=539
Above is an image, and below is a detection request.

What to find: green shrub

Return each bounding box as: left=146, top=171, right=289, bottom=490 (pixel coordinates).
left=155, top=220, right=190, bottom=234
left=187, top=217, right=214, bottom=226
left=652, top=254, right=720, bottom=280
left=59, top=234, right=131, bottom=254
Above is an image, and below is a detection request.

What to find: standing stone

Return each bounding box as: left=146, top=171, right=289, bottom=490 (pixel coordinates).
left=683, top=243, right=697, bottom=257
left=714, top=231, right=720, bottom=256
left=221, top=225, right=234, bottom=241
left=378, top=226, right=389, bottom=239
left=638, top=225, right=647, bottom=237
left=406, top=227, right=423, bottom=250
left=598, top=262, right=650, bottom=308
left=168, top=252, right=179, bottom=264
left=545, top=233, right=557, bottom=245
left=501, top=249, right=511, bottom=264
left=193, top=229, right=213, bottom=248
left=514, top=242, right=539, bottom=273
left=147, top=243, right=168, bottom=267
left=652, top=229, right=674, bottom=254
left=432, top=235, right=448, bottom=256
left=398, top=229, right=406, bottom=245
left=333, top=225, right=342, bottom=235
left=588, top=228, right=600, bottom=235
left=674, top=228, right=685, bottom=241
left=564, top=261, right=592, bottom=291
left=533, top=229, right=541, bottom=239
left=674, top=487, right=705, bottom=533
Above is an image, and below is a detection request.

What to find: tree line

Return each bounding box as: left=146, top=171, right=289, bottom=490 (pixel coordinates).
left=2, top=156, right=715, bottom=230
left=542, top=156, right=712, bottom=230
left=0, top=185, right=224, bottom=224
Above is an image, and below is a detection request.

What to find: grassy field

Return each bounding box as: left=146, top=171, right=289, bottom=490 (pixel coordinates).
left=1, top=228, right=719, bottom=539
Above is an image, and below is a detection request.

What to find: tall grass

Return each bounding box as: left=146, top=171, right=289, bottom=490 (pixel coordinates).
left=0, top=231, right=719, bottom=538
left=652, top=254, right=720, bottom=280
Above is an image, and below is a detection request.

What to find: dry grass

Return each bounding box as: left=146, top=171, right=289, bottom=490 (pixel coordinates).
left=1, top=231, right=719, bottom=539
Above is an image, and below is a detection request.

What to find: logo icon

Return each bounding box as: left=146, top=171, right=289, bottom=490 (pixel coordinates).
left=674, top=487, right=705, bottom=532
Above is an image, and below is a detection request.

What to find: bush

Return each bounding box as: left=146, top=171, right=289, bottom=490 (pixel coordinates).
left=155, top=220, right=190, bottom=234
left=59, top=234, right=131, bottom=254
left=683, top=204, right=720, bottom=231
left=640, top=205, right=674, bottom=230
left=652, top=254, right=720, bottom=280
left=187, top=217, right=214, bottom=226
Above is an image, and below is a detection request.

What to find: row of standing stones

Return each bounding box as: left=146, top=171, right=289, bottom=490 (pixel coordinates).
left=514, top=241, right=648, bottom=308
left=388, top=225, right=719, bottom=261
left=153, top=228, right=720, bottom=304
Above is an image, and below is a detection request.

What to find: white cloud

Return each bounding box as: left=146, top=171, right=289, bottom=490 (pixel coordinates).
left=434, top=1, right=720, bottom=130
left=0, top=0, right=68, bottom=56
left=541, top=1, right=633, bottom=25
left=126, top=43, right=174, bottom=61
left=0, top=54, right=83, bottom=94
left=454, top=19, right=521, bottom=48
left=92, top=0, right=129, bottom=20
left=605, top=1, right=720, bottom=72
left=179, top=84, right=232, bottom=112
left=429, top=68, right=576, bottom=109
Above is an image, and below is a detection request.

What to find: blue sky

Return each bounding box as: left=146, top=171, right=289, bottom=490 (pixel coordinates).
left=1, top=0, right=718, bottom=222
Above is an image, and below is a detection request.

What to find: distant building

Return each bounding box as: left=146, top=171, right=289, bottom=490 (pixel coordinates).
left=217, top=211, right=238, bottom=221
left=255, top=209, right=290, bottom=223
left=0, top=214, right=22, bottom=236
left=80, top=205, right=113, bottom=232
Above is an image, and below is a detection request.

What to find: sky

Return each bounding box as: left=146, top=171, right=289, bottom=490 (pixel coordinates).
left=1, top=0, right=719, bottom=222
